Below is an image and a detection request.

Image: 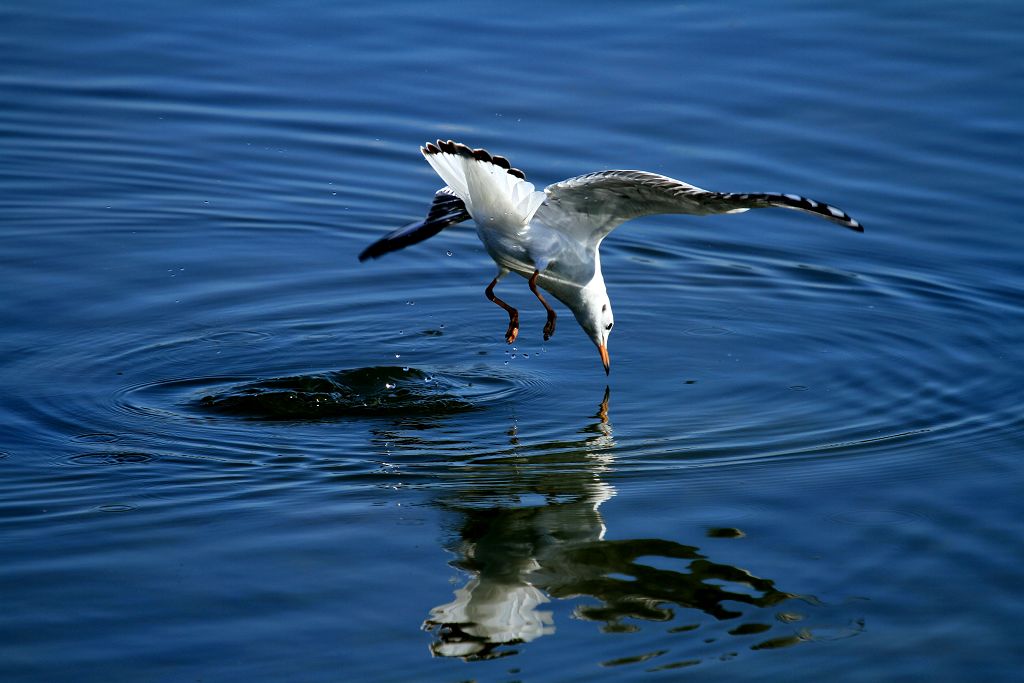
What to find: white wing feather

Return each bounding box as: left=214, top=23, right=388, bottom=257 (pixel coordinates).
left=423, top=147, right=545, bottom=229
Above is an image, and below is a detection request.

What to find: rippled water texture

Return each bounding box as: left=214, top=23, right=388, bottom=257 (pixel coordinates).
left=2, top=2, right=1023, bottom=681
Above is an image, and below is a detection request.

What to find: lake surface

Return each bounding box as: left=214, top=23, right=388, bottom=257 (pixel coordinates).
left=2, top=1, right=1022, bottom=681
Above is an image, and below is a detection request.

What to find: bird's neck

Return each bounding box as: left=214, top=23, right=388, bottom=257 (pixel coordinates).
left=575, top=270, right=608, bottom=314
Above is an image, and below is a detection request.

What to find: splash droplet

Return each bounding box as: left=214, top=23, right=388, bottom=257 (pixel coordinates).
left=446, top=250, right=453, bottom=257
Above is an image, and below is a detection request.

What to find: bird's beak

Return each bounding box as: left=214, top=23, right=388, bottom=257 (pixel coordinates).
left=598, top=344, right=610, bottom=375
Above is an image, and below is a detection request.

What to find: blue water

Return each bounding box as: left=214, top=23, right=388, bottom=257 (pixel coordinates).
left=2, top=2, right=1022, bottom=681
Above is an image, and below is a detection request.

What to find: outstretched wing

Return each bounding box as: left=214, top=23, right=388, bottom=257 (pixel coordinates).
left=537, top=170, right=863, bottom=245
left=358, top=187, right=471, bottom=261
left=421, top=139, right=546, bottom=228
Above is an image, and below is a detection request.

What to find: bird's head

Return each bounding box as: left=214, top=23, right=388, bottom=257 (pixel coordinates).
left=571, top=279, right=614, bottom=375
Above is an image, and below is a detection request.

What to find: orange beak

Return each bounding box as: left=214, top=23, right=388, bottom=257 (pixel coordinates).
left=598, top=344, right=610, bottom=375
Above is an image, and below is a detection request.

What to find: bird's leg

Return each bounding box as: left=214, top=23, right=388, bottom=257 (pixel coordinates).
left=528, top=269, right=557, bottom=341
left=485, top=277, right=519, bottom=344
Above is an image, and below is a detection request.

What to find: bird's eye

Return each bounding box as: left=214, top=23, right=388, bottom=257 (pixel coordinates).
left=605, top=323, right=613, bottom=330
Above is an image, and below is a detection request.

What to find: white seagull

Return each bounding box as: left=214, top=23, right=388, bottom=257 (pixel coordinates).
left=360, top=140, right=862, bottom=374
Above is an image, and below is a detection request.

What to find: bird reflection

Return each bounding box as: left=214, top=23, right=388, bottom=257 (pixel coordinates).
left=423, top=388, right=798, bottom=661
left=423, top=388, right=612, bottom=659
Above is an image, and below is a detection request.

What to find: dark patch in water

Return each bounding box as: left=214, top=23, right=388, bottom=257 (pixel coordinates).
left=197, top=366, right=477, bottom=419
left=728, top=622, right=772, bottom=636
left=750, top=633, right=806, bottom=650
left=707, top=527, right=745, bottom=539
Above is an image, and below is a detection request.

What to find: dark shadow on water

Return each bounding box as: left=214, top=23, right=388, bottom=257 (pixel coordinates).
left=422, top=388, right=861, bottom=664
left=195, top=366, right=480, bottom=419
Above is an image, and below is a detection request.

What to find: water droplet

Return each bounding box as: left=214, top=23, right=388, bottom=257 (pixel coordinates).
left=504, top=360, right=509, bottom=365
left=523, top=353, right=529, bottom=358
left=384, top=382, right=396, bottom=389
left=511, top=354, right=516, bottom=359
left=446, top=250, right=453, bottom=257
left=402, top=366, right=409, bottom=372
left=394, top=353, right=401, bottom=359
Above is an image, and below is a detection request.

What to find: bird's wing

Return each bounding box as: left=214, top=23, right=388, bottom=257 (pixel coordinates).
left=537, top=170, right=862, bottom=245
left=422, top=140, right=546, bottom=228
left=358, top=187, right=471, bottom=261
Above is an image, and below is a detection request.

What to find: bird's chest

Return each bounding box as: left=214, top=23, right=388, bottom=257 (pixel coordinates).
left=475, top=221, right=533, bottom=274
left=475, top=220, right=590, bottom=278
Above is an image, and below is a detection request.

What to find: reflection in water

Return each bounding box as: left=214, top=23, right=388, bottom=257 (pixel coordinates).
left=423, top=389, right=614, bottom=659
left=423, top=389, right=819, bottom=663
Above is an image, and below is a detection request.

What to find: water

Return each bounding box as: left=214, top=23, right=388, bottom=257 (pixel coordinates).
left=2, top=2, right=1022, bottom=681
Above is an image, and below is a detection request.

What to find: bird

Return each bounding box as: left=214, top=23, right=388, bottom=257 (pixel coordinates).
left=359, top=140, right=862, bottom=374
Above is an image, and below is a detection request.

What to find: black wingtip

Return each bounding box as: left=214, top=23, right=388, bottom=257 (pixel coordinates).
left=757, top=193, right=864, bottom=234
left=422, top=140, right=527, bottom=181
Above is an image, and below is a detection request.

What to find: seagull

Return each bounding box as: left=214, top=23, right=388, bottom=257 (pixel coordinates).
left=360, top=140, right=862, bottom=374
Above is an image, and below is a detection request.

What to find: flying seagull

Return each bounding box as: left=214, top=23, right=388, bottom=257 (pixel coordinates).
left=360, top=140, right=862, bottom=374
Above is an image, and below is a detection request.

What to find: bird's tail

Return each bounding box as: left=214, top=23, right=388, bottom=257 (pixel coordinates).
left=421, top=140, right=546, bottom=227
left=716, top=192, right=863, bottom=232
